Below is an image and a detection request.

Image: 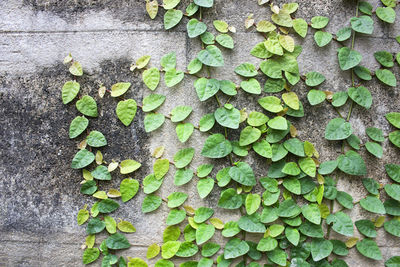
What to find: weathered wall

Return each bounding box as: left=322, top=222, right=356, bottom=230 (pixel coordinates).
left=0, top=0, right=399, bottom=266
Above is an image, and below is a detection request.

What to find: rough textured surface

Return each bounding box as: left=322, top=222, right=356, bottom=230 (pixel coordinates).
left=0, top=0, right=399, bottom=266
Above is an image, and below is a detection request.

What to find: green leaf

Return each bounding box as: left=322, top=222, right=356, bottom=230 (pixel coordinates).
left=325, top=118, right=353, bottom=140
left=71, top=149, right=95, bottom=169
left=91, top=165, right=111, bottom=180
left=77, top=208, right=89, bottom=225
left=69, top=61, right=83, bottom=76
left=362, top=178, right=379, bottom=195
left=143, top=174, right=163, bottom=194
left=299, top=157, right=316, bottom=177
left=239, top=126, right=261, bottom=146
left=87, top=131, right=107, bottom=147
left=314, top=31, right=332, bottom=47
left=111, top=82, right=131, bottom=97
left=258, top=96, right=283, bottom=113
left=116, top=99, right=137, bottom=126
left=162, top=241, right=181, bottom=259
left=195, top=78, right=220, bottom=101
left=69, top=116, right=89, bottom=138
left=164, top=68, right=184, bottom=87
left=86, top=218, right=106, bottom=234
left=257, top=236, right=278, bottom=252
left=142, top=195, right=162, bottom=213
left=277, top=198, right=301, bottom=218
left=219, top=80, right=237, bottom=96
left=348, top=86, right=372, bottom=109
left=376, top=7, right=396, bottom=23
left=174, top=148, right=195, bottom=168
left=366, top=127, right=384, bottom=142
left=144, top=113, right=165, bottom=132
left=218, top=188, right=243, bottom=209
left=194, top=207, right=214, bottom=223
left=170, top=106, right=192, bottom=122
left=299, top=221, right=324, bottom=238
left=336, top=27, right=352, bottom=41
left=163, top=226, right=180, bottom=243
left=365, top=142, right=383, bottom=158
left=176, top=242, right=198, bottom=257
left=376, top=69, right=397, bottom=87
left=265, top=37, right=283, bottom=56
left=356, top=239, right=382, bottom=260
left=196, top=164, right=213, bottom=178
left=98, top=199, right=119, bottom=213
left=201, top=134, right=232, bottom=158
left=224, top=238, right=249, bottom=259
left=359, top=1, right=373, bottom=15
left=119, top=178, right=139, bottom=203
left=104, top=215, right=117, bottom=234
left=338, top=47, right=362, bottom=70
left=120, top=159, right=141, bottom=174
left=266, top=249, right=287, bottom=266
left=347, top=134, right=361, bottom=150
left=260, top=60, right=282, bottom=79
left=282, top=162, right=301, bottom=176
left=163, top=0, right=180, bottom=9
left=216, top=34, right=234, bottom=49
left=311, top=239, right=333, bottom=261
left=62, top=81, right=80, bottom=104
left=196, top=224, right=215, bottom=245
left=187, top=58, right=202, bottom=74
left=248, top=111, right=268, bottom=127
left=229, top=162, right=256, bottom=186
left=76, top=95, right=98, bottom=117
left=197, top=178, right=215, bottom=198
left=374, top=51, right=394, bottom=67
left=282, top=92, right=299, bottom=110
left=81, top=180, right=97, bottom=195
left=384, top=219, right=400, bottom=237
left=311, top=16, right=329, bottom=29
left=268, top=116, right=287, bottom=130
left=143, top=94, right=166, bottom=113
left=240, top=78, right=261, bottom=94
left=350, top=16, right=374, bottom=34
left=83, top=248, right=100, bottom=264
left=153, top=159, right=169, bottom=179
left=332, top=91, right=349, bottom=107
left=389, top=130, right=400, bottom=148
left=386, top=164, right=400, bottom=182
left=202, top=243, right=220, bottom=257
left=161, top=52, right=176, bottom=70
left=234, top=63, right=258, bottom=77
left=176, top=123, right=194, bottom=143
left=279, top=35, right=295, bottom=52
left=136, top=55, right=151, bottom=69
left=213, top=20, right=228, bottom=33
left=386, top=256, right=400, bottom=267
left=385, top=184, right=400, bottom=201
left=200, top=32, right=215, bottom=45
left=251, top=42, right=272, bottom=59
left=245, top=194, right=261, bottom=215
left=384, top=199, right=400, bottom=216
left=187, top=18, right=207, bottom=38
left=302, top=204, right=321, bottom=225
left=166, top=209, right=186, bottom=225
left=307, top=90, right=326, bottom=106
left=338, top=150, right=367, bottom=176
left=382, top=0, right=396, bottom=7
left=306, top=71, right=326, bottom=87
left=360, top=196, right=386, bottom=214
left=194, top=0, right=213, bottom=8
left=271, top=10, right=293, bottom=27
left=256, top=20, right=276, bottom=32
left=285, top=227, right=300, bottom=246
left=326, top=212, right=354, bottom=236
left=355, top=219, right=377, bottom=238
left=318, top=160, right=338, bottom=175
left=336, top=191, right=354, bottom=209
left=164, top=9, right=183, bottom=30
left=174, top=169, right=194, bottom=186
left=214, top=106, right=240, bottom=129
left=293, top=18, right=308, bottom=38
left=197, top=45, right=224, bottom=67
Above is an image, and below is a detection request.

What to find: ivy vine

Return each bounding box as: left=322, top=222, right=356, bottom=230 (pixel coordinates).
left=62, top=0, right=400, bottom=266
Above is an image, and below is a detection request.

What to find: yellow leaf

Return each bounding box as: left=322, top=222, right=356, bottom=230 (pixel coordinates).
left=98, top=86, right=106, bottom=98
left=107, top=189, right=121, bottom=198
left=256, top=20, right=276, bottom=33
left=117, top=220, right=136, bottom=233
left=146, top=0, right=158, bottom=19
left=188, top=217, right=199, bottom=229
left=282, top=92, right=299, bottom=110
left=82, top=169, right=93, bottom=181
left=210, top=218, right=224, bottom=229
left=245, top=14, right=255, bottom=29
left=374, top=216, right=385, bottom=227
left=78, top=139, right=87, bottom=149
left=152, top=146, right=165, bottom=158
left=345, top=237, right=358, bottom=248
left=183, top=205, right=195, bottom=215
left=318, top=203, right=330, bottom=219
left=93, top=191, right=108, bottom=199
left=85, top=235, right=95, bottom=248
left=95, top=150, right=103, bottom=165
left=108, top=161, right=119, bottom=172
left=136, top=55, right=151, bottom=69
left=146, top=243, right=160, bottom=259
left=317, top=174, right=324, bottom=185
left=290, top=124, right=298, bottom=137
left=279, top=35, right=295, bottom=52
left=240, top=108, right=248, bottom=123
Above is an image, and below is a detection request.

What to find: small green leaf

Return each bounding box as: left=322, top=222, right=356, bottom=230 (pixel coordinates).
left=338, top=47, right=362, bottom=70
left=258, top=96, right=283, bottom=113
left=271, top=10, right=293, bottom=27
left=83, top=248, right=100, bottom=264
left=224, top=238, right=249, bottom=259
left=111, top=82, right=131, bottom=97
left=142, top=195, right=162, bottom=213
left=76, top=95, right=98, bottom=117
left=336, top=191, right=354, bottom=209
left=366, top=127, right=384, bottom=142
left=187, top=18, right=207, bottom=38
left=214, top=106, right=240, bottom=129
left=348, top=86, right=372, bottom=109
left=187, top=58, right=203, bottom=74
left=62, top=81, right=80, bottom=104
left=386, top=256, right=400, bottom=267
left=86, top=218, right=106, bottom=234
left=239, top=126, right=261, bottom=146
left=86, top=131, right=107, bottom=147
left=350, top=16, right=374, bottom=34
left=293, top=18, right=308, bottom=38
left=245, top=194, right=261, bottom=215
left=197, top=178, right=215, bottom=198
left=194, top=207, right=214, bottom=223
left=195, top=78, right=220, bottom=101
left=326, top=212, right=354, bottom=236
left=365, top=142, right=383, bottom=158
left=166, top=209, right=186, bottom=225
left=216, top=34, right=234, bottom=49
left=197, top=45, right=224, bottom=67
left=174, top=169, right=194, bottom=186
left=384, top=184, right=400, bottom=201
left=311, top=16, right=329, bottom=29
left=164, top=9, right=183, bottom=30
left=176, top=123, right=194, bottom=143
left=311, top=238, right=333, bottom=261
left=120, top=159, right=141, bottom=174
left=332, top=91, right=349, bottom=107
left=384, top=219, right=400, bottom=237
left=120, top=178, right=139, bottom=202
left=362, top=178, right=379, bottom=195
left=374, top=51, right=394, bottom=67
left=314, top=31, right=332, bottom=47
left=213, top=20, right=228, bottom=33
left=386, top=112, right=400, bottom=129
left=240, top=78, right=261, bottom=94
left=235, top=63, right=258, bottom=77
left=194, top=0, right=213, bottom=8
left=302, top=204, right=321, bottom=225
left=376, top=69, right=397, bottom=87
left=229, top=162, right=256, bottom=186
left=161, top=241, right=181, bottom=259
left=307, top=90, right=326, bottom=105
left=360, top=196, right=386, bottom=214
left=336, top=27, right=352, bottom=41
left=91, top=165, right=111, bottom=180
left=69, top=61, right=83, bottom=76
left=355, top=219, right=377, bottom=238
left=386, top=164, right=400, bottom=183
left=218, top=188, right=243, bottom=209
left=71, top=149, right=95, bottom=169
left=337, top=150, right=367, bottom=176
left=165, top=68, right=184, bottom=87
left=116, top=99, right=137, bottom=126
left=98, top=199, right=119, bottom=213
left=147, top=244, right=160, bottom=259
left=201, top=134, right=232, bottom=158
left=268, top=116, right=287, bottom=130
left=306, top=71, right=326, bottom=87
left=142, top=67, right=160, bottom=91
left=376, top=7, right=396, bottom=23
left=325, top=118, right=353, bottom=140
left=69, top=116, right=89, bottom=138
left=196, top=224, right=215, bottom=245
left=359, top=1, right=373, bottom=15
left=144, top=113, right=165, bottom=132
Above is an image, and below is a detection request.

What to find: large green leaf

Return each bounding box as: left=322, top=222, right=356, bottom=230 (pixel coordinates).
left=218, top=188, right=243, bottom=209
left=385, top=164, right=400, bottom=182
left=224, top=238, right=249, bottom=259
left=376, top=7, right=396, bottom=23
left=293, top=18, right=308, bottom=38
left=384, top=220, right=400, bottom=237
left=201, top=134, right=232, bottom=158
left=197, top=45, right=224, bottom=67
left=162, top=241, right=181, bottom=259
left=195, top=78, right=220, bottom=101
left=311, top=239, right=333, bottom=261
left=214, top=105, right=240, bottom=129
left=348, top=86, right=372, bottom=109
left=356, top=239, right=382, bottom=260
left=338, top=47, right=362, bottom=70
left=120, top=178, right=139, bottom=202
left=116, top=99, right=137, bottom=126
left=240, top=78, right=261, bottom=94
left=164, top=9, right=183, bottom=30
left=326, top=212, right=354, bottom=236
left=62, top=81, right=80, bottom=104
left=355, top=219, right=377, bottom=238
left=360, top=196, right=386, bottom=214
left=325, top=118, right=352, bottom=140
left=376, top=69, right=397, bottom=87
left=187, top=18, right=207, bottom=38
left=105, top=233, right=130, bottom=250
left=71, top=149, right=95, bottom=169
left=229, top=162, right=256, bottom=186
left=350, top=16, right=374, bottom=34
left=76, top=95, right=98, bottom=117
left=337, top=150, right=367, bottom=176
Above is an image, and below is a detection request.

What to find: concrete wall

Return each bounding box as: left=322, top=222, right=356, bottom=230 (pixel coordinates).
left=0, top=0, right=399, bottom=266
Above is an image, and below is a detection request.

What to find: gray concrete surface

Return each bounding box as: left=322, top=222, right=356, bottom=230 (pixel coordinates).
left=0, top=0, right=399, bottom=266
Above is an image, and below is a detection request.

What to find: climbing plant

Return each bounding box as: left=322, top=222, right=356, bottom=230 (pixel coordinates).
left=62, top=0, right=400, bottom=266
